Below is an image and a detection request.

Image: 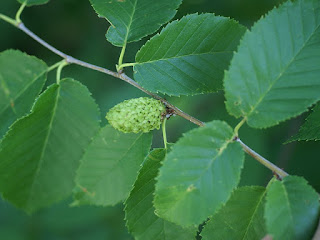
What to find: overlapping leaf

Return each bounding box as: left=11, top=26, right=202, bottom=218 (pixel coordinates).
left=134, top=13, right=246, bottom=96
left=265, top=176, right=320, bottom=240
left=125, top=149, right=195, bottom=240
left=0, top=79, right=100, bottom=213
left=225, top=0, right=320, bottom=128
left=17, top=0, right=49, bottom=6
left=0, top=50, right=47, bottom=138
left=201, top=186, right=267, bottom=240
left=73, top=125, right=152, bottom=206
left=288, top=103, right=320, bottom=142
left=154, top=121, right=244, bottom=227
left=90, top=0, right=182, bottom=47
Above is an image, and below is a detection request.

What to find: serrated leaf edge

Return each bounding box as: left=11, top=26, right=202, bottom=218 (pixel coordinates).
left=224, top=0, right=320, bottom=129
left=153, top=120, right=244, bottom=227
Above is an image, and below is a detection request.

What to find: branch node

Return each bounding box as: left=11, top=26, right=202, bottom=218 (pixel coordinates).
left=232, top=136, right=239, bottom=141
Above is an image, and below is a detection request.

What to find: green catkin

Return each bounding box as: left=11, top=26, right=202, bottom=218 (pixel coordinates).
left=106, top=97, right=166, bottom=133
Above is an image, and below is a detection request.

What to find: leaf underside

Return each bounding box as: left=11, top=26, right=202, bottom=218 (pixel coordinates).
left=0, top=79, right=100, bottom=213
left=89, top=0, right=182, bottom=47
left=134, top=13, right=246, bottom=96
left=125, top=149, right=196, bottom=240
left=201, top=186, right=267, bottom=240
left=73, top=125, right=152, bottom=206
left=154, top=120, right=244, bottom=227
left=17, top=0, right=49, bottom=6
left=265, top=176, right=320, bottom=240
left=0, top=50, right=47, bottom=139
left=225, top=0, right=320, bottom=128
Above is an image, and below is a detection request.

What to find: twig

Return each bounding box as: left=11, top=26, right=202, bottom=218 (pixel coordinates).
left=17, top=23, right=118, bottom=77
left=1, top=17, right=289, bottom=177
left=235, top=137, right=289, bottom=180
left=17, top=23, right=205, bottom=127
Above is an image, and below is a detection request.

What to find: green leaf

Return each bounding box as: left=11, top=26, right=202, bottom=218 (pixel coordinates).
left=89, top=0, right=182, bottom=47
left=0, top=79, right=100, bottom=213
left=225, top=0, right=320, bottom=128
left=134, top=13, right=246, bottom=96
left=73, top=125, right=152, bottom=206
left=287, top=103, right=320, bottom=142
left=154, top=120, right=244, bottom=227
left=201, top=186, right=267, bottom=240
left=125, top=149, right=196, bottom=240
left=265, top=176, right=320, bottom=240
left=0, top=50, right=47, bottom=139
left=17, top=0, right=49, bottom=6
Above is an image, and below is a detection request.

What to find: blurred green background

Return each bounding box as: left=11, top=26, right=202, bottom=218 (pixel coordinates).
left=0, top=0, right=319, bottom=239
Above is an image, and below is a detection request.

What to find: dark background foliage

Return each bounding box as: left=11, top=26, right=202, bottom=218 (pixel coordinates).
left=1, top=0, right=318, bottom=239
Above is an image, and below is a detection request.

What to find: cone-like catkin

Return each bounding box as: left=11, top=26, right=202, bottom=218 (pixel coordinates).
left=106, top=97, right=166, bottom=133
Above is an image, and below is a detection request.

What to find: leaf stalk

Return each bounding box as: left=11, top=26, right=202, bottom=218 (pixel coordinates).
left=117, top=62, right=137, bottom=69
left=15, top=2, right=27, bottom=24
left=0, top=14, right=18, bottom=26
left=233, top=118, right=246, bottom=137
left=47, top=60, right=67, bottom=72
left=162, top=118, right=168, bottom=149
left=56, top=60, right=68, bottom=84
left=117, top=44, right=127, bottom=72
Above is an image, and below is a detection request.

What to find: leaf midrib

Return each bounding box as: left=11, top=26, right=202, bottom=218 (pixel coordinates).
left=161, top=137, right=232, bottom=215
left=26, top=84, right=61, bottom=209
left=0, top=68, right=47, bottom=117
left=193, top=138, right=232, bottom=183
left=246, top=22, right=320, bottom=119
left=123, top=0, right=138, bottom=45
left=136, top=51, right=232, bottom=65
left=82, top=133, right=144, bottom=200
left=125, top=160, right=163, bottom=237
left=280, top=182, right=295, bottom=236
left=242, top=190, right=266, bottom=239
